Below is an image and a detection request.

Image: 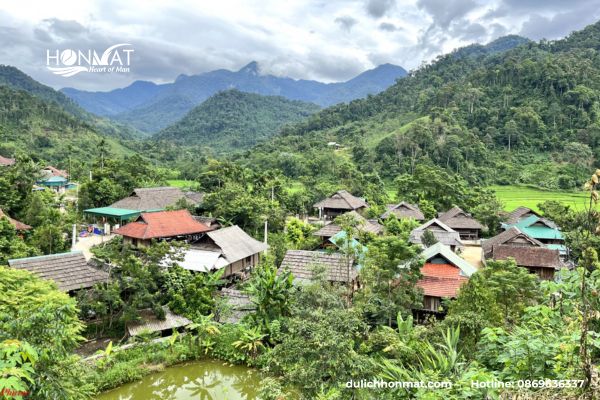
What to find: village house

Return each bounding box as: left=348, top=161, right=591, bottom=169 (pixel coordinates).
left=279, top=249, right=358, bottom=288
left=488, top=245, right=563, bottom=280
left=218, top=288, right=255, bottom=323
left=110, top=186, right=204, bottom=212
left=409, top=218, right=463, bottom=251
left=0, top=209, right=31, bottom=232
left=37, top=166, right=69, bottom=193
left=313, top=210, right=382, bottom=246
left=114, top=209, right=211, bottom=247
left=381, top=201, right=425, bottom=221
left=176, top=225, right=269, bottom=278
left=413, top=242, right=477, bottom=315
left=8, top=251, right=109, bottom=294
left=501, top=214, right=566, bottom=256
left=503, top=206, right=541, bottom=225
left=483, top=226, right=563, bottom=280
left=0, top=155, right=15, bottom=166
left=437, top=206, right=484, bottom=240
left=313, top=190, right=368, bottom=220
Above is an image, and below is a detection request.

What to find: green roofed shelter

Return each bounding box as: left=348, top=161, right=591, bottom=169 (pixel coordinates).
left=84, top=207, right=141, bottom=223
left=38, top=175, right=68, bottom=187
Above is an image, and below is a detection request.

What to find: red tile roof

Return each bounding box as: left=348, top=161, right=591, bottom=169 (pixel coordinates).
left=43, top=166, right=68, bottom=178
left=0, top=209, right=31, bottom=231
left=417, top=263, right=468, bottom=298
left=114, top=209, right=210, bottom=240
left=0, top=155, right=15, bottom=166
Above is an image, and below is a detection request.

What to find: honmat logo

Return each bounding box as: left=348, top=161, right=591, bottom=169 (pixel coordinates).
left=46, top=44, right=134, bottom=77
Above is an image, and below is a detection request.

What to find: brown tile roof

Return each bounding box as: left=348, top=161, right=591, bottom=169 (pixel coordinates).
left=279, top=250, right=356, bottom=283
left=482, top=227, right=543, bottom=258
left=314, top=211, right=382, bottom=238
left=438, top=206, right=484, bottom=230
left=0, top=209, right=31, bottom=231
left=503, top=206, right=541, bottom=225
left=313, top=190, right=368, bottom=210
left=417, top=263, right=468, bottom=298
left=491, top=244, right=562, bottom=269
left=127, top=306, right=191, bottom=336
left=381, top=202, right=425, bottom=220
left=42, top=166, right=68, bottom=178
left=0, top=155, right=15, bottom=166
left=410, top=219, right=463, bottom=248
left=110, top=187, right=203, bottom=211
left=114, top=209, right=210, bottom=240
left=8, top=251, right=109, bottom=292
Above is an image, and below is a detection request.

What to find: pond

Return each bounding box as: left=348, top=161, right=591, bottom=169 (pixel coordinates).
left=96, top=360, right=261, bottom=400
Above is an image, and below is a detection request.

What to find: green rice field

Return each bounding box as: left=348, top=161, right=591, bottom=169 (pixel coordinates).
left=167, top=179, right=198, bottom=189
left=490, top=185, right=591, bottom=212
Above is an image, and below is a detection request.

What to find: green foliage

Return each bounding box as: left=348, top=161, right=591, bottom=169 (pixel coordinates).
left=0, top=339, right=37, bottom=399
left=244, top=259, right=294, bottom=332
left=0, top=218, right=37, bottom=264
left=354, top=235, right=422, bottom=326
left=165, top=267, right=224, bottom=321
left=156, top=89, right=320, bottom=153
left=444, top=259, right=542, bottom=352
left=0, top=267, right=92, bottom=398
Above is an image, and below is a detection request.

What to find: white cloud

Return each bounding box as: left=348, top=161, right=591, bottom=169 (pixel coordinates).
left=0, top=0, right=597, bottom=90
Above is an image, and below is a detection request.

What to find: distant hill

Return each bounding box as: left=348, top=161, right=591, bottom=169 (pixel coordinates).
left=0, top=84, right=133, bottom=171
left=154, top=89, right=320, bottom=152
left=451, top=35, right=531, bottom=59
left=62, top=62, right=407, bottom=133
left=0, top=65, right=143, bottom=141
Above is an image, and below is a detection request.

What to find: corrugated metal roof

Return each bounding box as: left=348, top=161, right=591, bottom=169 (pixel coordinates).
left=420, top=242, right=477, bottom=277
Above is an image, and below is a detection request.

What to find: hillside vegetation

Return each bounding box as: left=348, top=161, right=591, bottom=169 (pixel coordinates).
left=233, top=29, right=600, bottom=192
left=154, top=89, right=320, bottom=152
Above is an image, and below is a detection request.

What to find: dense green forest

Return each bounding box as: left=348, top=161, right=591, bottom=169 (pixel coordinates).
left=154, top=90, right=320, bottom=152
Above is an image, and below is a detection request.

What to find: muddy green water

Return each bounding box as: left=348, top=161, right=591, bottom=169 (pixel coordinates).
left=96, top=360, right=260, bottom=400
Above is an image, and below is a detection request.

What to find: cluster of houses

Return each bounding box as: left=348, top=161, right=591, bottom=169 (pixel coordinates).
left=1, top=181, right=569, bottom=333
left=281, top=190, right=566, bottom=317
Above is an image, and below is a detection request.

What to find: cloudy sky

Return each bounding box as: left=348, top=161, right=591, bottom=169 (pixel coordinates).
left=1, top=0, right=599, bottom=91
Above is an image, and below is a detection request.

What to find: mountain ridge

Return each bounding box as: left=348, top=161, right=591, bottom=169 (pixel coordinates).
left=61, top=62, right=408, bottom=133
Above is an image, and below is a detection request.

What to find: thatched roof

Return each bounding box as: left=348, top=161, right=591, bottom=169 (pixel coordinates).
left=0, top=209, right=31, bottom=231
left=205, top=225, right=268, bottom=264
left=482, top=227, right=543, bottom=258
left=110, top=187, right=203, bottom=211
left=313, top=190, right=368, bottom=210
left=127, top=306, right=191, bottom=336
left=313, top=211, right=382, bottom=238
left=503, top=206, right=541, bottom=225
left=381, top=202, right=425, bottom=220
left=409, top=219, right=463, bottom=248
left=491, top=245, right=562, bottom=269
left=279, top=250, right=356, bottom=283
left=438, top=206, right=484, bottom=230
left=8, top=251, right=109, bottom=292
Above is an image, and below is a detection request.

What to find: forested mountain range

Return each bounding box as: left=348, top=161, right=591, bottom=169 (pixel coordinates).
left=154, top=89, right=320, bottom=152
left=231, top=25, right=600, bottom=192
left=61, top=61, right=407, bottom=133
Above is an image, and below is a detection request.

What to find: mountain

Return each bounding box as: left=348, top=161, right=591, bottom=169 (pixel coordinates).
left=154, top=89, right=320, bottom=152
left=0, top=65, right=143, bottom=141
left=0, top=84, right=133, bottom=171
left=451, top=35, right=531, bottom=59
left=61, top=62, right=407, bottom=133
left=236, top=28, right=600, bottom=191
